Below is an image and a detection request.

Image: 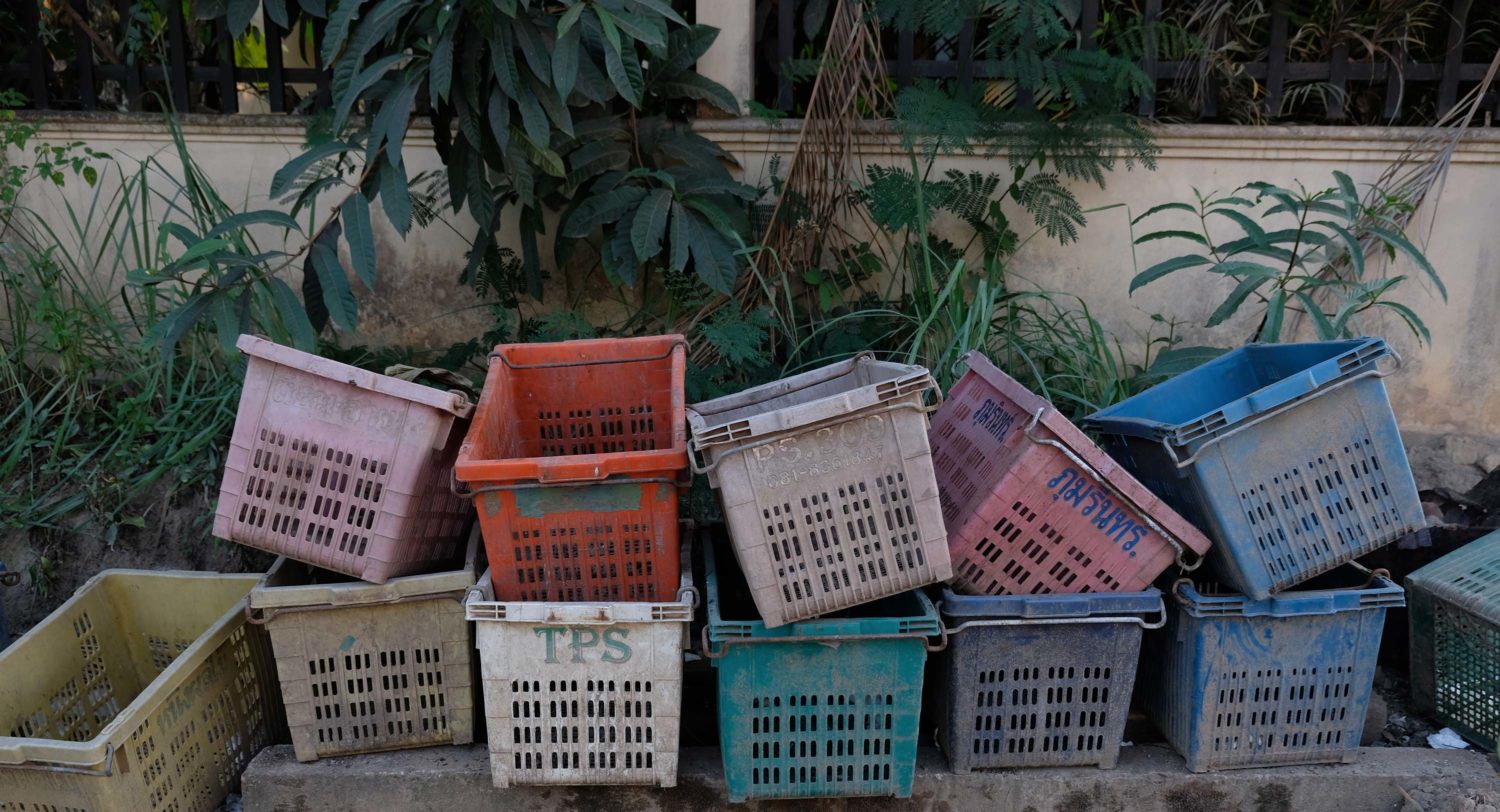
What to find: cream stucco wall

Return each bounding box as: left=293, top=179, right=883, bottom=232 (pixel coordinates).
left=7, top=114, right=1499, bottom=440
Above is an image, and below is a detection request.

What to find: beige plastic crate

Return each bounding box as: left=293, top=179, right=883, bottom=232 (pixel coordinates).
left=249, top=530, right=481, bottom=762
left=465, top=548, right=694, bottom=789
left=687, top=353, right=951, bottom=627
left=0, top=570, right=284, bottom=812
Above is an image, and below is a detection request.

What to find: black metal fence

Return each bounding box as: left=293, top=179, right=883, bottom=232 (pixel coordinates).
left=757, top=0, right=1500, bottom=125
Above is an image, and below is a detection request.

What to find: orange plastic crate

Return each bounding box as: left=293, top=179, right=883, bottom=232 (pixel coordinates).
left=454, top=336, right=688, bottom=601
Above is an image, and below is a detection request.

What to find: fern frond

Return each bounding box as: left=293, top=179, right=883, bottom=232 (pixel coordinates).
left=1016, top=173, right=1084, bottom=243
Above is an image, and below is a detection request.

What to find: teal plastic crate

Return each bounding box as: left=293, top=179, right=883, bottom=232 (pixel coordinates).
left=1407, top=529, right=1500, bottom=750
left=703, top=540, right=941, bottom=802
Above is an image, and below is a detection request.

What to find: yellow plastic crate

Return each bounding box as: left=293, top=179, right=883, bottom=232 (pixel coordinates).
left=0, top=570, right=285, bottom=811
left=250, top=530, right=480, bottom=761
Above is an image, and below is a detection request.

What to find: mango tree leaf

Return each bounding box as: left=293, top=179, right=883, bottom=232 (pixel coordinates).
left=1333, top=171, right=1360, bottom=219
left=152, top=292, right=211, bottom=358
left=655, top=72, right=739, bottom=114
left=321, top=0, right=363, bottom=63
left=269, top=277, right=318, bottom=350
left=378, top=161, right=412, bottom=236
left=429, top=13, right=458, bottom=101
left=1259, top=288, right=1287, bottom=342
left=368, top=77, right=419, bottom=166
left=512, top=16, right=552, bottom=82
left=1145, top=345, right=1230, bottom=379
left=263, top=0, right=289, bottom=28
left=270, top=140, right=349, bottom=199
left=510, top=127, right=566, bottom=178
left=333, top=53, right=408, bottom=133
left=603, top=35, right=643, bottom=105
left=1365, top=224, right=1445, bottom=299
left=1206, top=275, right=1267, bottom=327
left=1294, top=291, right=1339, bottom=340
left=311, top=238, right=357, bottom=331
left=1129, top=255, right=1211, bottom=293
left=227, top=0, right=259, bottom=37
left=609, top=9, right=665, bottom=51
left=1134, top=229, right=1208, bottom=246
left=656, top=25, right=718, bottom=79
left=1131, top=201, right=1197, bottom=226
left=1207, top=260, right=1282, bottom=279
left=1376, top=300, right=1431, bottom=344
left=631, top=189, right=671, bottom=260
left=683, top=211, right=738, bottom=293
left=594, top=6, right=623, bottom=54
left=668, top=201, right=690, bottom=271
left=606, top=225, right=639, bottom=287
left=563, top=186, right=647, bottom=237
left=553, top=26, right=581, bottom=100
left=205, top=210, right=301, bottom=239
left=343, top=193, right=377, bottom=289
left=628, top=0, right=687, bottom=26
left=558, top=2, right=586, bottom=36
left=1208, top=207, right=1269, bottom=245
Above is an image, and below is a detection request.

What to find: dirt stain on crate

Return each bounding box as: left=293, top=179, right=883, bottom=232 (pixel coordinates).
left=515, top=483, right=643, bottom=518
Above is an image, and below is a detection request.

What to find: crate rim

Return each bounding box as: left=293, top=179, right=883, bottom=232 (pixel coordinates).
left=1174, top=565, right=1405, bottom=618
left=703, top=541, right=940, bottom=648
left=0, top=569, right=263, bottom=772
left=938, top=586, right=1164, bottom=623
left=1083, top=338, right=1392, bottom=453
left=237, top=334, right=472, bottom=418
left=1406, top=528, right=1500, bottom=614
left=464, top=537, right=696, bottom=624
left=686, top=353, right=935, bottom=450
left=249, top=527, right=482, bottom=616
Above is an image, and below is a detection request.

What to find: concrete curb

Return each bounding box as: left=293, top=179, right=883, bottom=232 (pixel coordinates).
left=243, top=744, right=1499, bottom=812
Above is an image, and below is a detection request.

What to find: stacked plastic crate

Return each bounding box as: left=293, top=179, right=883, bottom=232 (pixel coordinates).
left=1084, top=338, right=1422, bottom=771
left=452, top=336, right=695, bottom=789
left=688, top=353, right=951, bottom=801
left=216, top=335, right=483, bottom=763
left=925, top=350, right=1210, bottom=773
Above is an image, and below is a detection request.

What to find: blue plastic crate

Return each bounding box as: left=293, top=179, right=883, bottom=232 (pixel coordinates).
left=936, top=588, right=1163, bottom=772
left=1084, top=338, right=1423, bottom=599
left=704, top=540, right=940, bottom=802
left=1140, top=565, right=1403, bottom=772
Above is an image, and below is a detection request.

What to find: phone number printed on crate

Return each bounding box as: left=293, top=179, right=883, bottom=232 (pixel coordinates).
left=533, top=626, right=633, bottom=664
left=749, top=414, right=887, bottom=490
left=1048, top=468, right=1148, bottom=556
left=270, top=377, right=405, bottom=433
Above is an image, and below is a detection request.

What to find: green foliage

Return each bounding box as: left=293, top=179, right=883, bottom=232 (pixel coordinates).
left=1130, top=172, right=1443, bottom=344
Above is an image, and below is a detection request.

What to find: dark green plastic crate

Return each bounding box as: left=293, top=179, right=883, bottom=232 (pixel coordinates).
left=704, top=542, right=940, bottom=802
left=1408, top=529, right=1500, bottom=750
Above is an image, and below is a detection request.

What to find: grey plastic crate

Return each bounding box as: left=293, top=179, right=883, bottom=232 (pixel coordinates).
left=687, top=353, right=951, bottom=628
left=935, top=588, right=1163, bottom=771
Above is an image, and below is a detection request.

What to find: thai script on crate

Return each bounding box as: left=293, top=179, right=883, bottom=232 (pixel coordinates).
left=533, top=626, right=632, bottom=664
left=972, top=398, right=1019, bottom=443
left=1048, top=468, right=1147, bottom=555
left=270, top=377, right=405, bottom=432
left=749, top=413, right=887, bottom=488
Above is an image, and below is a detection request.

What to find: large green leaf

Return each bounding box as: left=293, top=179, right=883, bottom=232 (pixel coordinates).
left=668, top=201, right=690, bottom=271
left=1206, top=275, right=1267, bottom=327
left=227, top=0, right=259, bottom=37
left=1365, top=224, right=1445, bottom=300
left=1134, top=229, right=1207, bottom=246
left=270, top=140, right=349, bottom=199
left=513, top=16, right=553, bottom=83
left=1130, top=201, right=1197, bottom=226
left=565, top=139, right=631, bottom=191
left=333, top=53, right=408, bottom=133
left=628, top=0, right=687, bottom=27
left=378, top=161, right=412, bottom=236
left=606, top=224, right=640, bottom=286
left=204, top=210, right=301, bottom=239
left=1259, top=288, right=1287, bottom=342
left=1128, top=254, right=1211, bottom=293
left=343, top=193, right=378, bottom=289
left=510, top=127, right=566, bottom=178
left=683, top=210, right=739, bottom=293
left=631, top=189, right=672, bottom=260
left=656, top=25, right=718, bottom=80
left=553, top=26, right=581, bottom=100
left=321, top=0, right=364, bottom=63
left=269, top=277, right=318, bottom=351
left=492, top=22, right=523, bottom=98
left=609, top=9, right=666, bottom=51
left=1294, top=291, right=1339, bottom=340
left=311, top=236, right=357, bottom=331
left=603, top=34, right=644, bottom=105
left=429, top=12, right=458, bottom=101
left=368, top=78, right=419, bottom=166
left=655, top=72, right=740, bottom=114
left=563, top=186, right=649, bottom=237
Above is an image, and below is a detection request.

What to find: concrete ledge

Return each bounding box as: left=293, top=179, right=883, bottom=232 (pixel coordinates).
left=243, top=744, right=1499, bottom=812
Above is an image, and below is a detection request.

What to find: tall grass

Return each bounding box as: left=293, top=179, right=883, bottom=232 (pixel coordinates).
left=0, top=116, right=265, bottom=538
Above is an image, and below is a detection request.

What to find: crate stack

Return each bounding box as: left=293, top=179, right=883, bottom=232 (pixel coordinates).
left=452, top=336, right=695, bottom=789
left=688, top=353, right=951, bottom=801
left=1084, top=338, right=1423, bottom=771
left=925, top=350, right=1208, bottom=773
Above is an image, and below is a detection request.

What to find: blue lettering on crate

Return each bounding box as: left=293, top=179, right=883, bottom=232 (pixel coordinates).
left=972, top=399, right=1018, bottom=442
left=1046, top=468, right=1147, bottom=556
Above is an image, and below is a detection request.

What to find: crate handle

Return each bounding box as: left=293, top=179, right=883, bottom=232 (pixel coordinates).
left=939, top=602, right=1168, bottom=634
left=489, top=339, right=688, bottom=370
left=699, top=626, right=947, bottom=658
left=460, top=475, right=677, bottom=497
left=0, top=743, right=115, bottom=776
left=689, top=399, right=939, bottom=476
left=1023, top=408, right=1203, bottom=573
left=245, top=589, right=471, bottom=625
left=1161, top=350, right=1402, bottom=470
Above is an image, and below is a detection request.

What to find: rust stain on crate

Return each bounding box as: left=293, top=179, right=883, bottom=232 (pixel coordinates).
left=515, top=483, right=643, bottom=518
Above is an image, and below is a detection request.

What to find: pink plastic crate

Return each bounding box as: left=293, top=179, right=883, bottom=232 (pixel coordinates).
left=214, top=335, right=474, bottom=583
left=929, top=351, right=1211, bottom=596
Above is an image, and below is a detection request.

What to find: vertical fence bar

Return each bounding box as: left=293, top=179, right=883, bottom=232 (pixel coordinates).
left=265, top=8, right=287, bottom=114
left=216, top=17, right=239, bottom=113
left=897, top=28, right=914, bottom=88
left=1137, top=0, right=1161, bottom=116
left=957, top=19, right=975, bottom=91
left=1080, top=0, right=1100, bottom=50
left=776, top=0, right=793, bottom=110
left=1438, top=0, right=1473, bottom=117
left=70, top=0, right=97, bottom=110
left=1384, top=28, right=1407, bottom=121
left=24, top=0, right=49, bottom=108
left=1326, top=41, right=1348, bottom=120
left=1264, top=9, right=1288, bottom=117
left=165, top=0, right=191, bottom=111
left=117, top=0, right=143, bottom=110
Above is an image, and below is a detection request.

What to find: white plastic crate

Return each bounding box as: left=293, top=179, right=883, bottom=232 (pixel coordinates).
left=464, top=552, right=694, bottom=788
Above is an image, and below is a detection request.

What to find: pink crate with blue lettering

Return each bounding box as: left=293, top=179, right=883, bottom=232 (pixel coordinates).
left=929, top=352, right=1212, bottom=596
